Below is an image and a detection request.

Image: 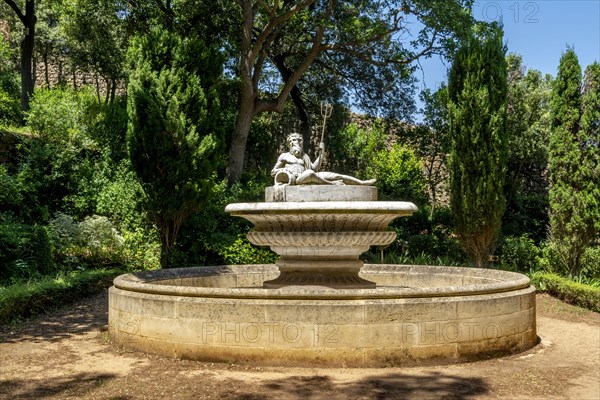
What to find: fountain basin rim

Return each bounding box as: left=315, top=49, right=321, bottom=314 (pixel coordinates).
left=113, top=264, right=531, bottom=300
left=224, top=201, right=418, bottom=215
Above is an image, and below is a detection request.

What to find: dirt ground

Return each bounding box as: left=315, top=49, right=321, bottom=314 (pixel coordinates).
left=0, top=292, right=598, bottom=400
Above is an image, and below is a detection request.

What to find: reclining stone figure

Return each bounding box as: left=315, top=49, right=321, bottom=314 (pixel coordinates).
left=271, top=132, right=376, bottom=186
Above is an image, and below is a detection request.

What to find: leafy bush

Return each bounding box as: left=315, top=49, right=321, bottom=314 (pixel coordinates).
left=0, top=38, right=19, bottom=126
left=220, top=235, right=277, bottom=265
left=26, top=86, right=96, bottom=140
left=406, top=234, right=466, bottom=263
left=0, top=268, right=122, bottom=324
left=498, top=235, right=541, bottom=273
left=48, top=212, right=82, bottom=253
left=0, top=165, right=23, bottom=215
left=48, top=212, right=131, bottom=268
left=537, top=240, right=562, bottom=274
left=0, top=88, right=19, bottom=125
left=367, top=143, right=426, bottom=203
left=79, top=215, right=124, bottom=263
left=120, top=229, right=160, bottom=271
left=170, top=180, right=275, bottom=267
left=16, top=132, right=99, bottom=220
left=0, top=222, right=54, bottom=284
left=581, top=246, right=600, bottom=279
left=327, top=121, right=386, bottom=178
left=502, top=193, right=549, bottom=244
left=368, top=249, right=464, bottom=266
left=530, top=272, right=600, bottom=312
left=85, top=96, right=128, bottom=161
left=95, top=159, right=146, bottom=232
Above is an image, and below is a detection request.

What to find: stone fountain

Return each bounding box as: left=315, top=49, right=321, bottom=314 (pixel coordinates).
left=109, top=134, right=536, bottom=366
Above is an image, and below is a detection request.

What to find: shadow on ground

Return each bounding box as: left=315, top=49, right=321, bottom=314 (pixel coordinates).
left=0, top=291, right=109, bottom=343
left=0, top=372, right=118, bottom=399
left=225, top=371, right=488, bottom=400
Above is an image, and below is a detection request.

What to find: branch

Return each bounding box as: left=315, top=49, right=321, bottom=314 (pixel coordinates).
left=255, top=0, right=335, bottom=114
left=250, top=0, right=315, bottom=65
left=3, top=0, right=26, bottom=26
left=154, top=0, right=175, bottom=22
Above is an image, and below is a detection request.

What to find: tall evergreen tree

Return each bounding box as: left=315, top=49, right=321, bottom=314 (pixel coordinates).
left=581, top=62, right=600, bottom=241
left=502, top=54, right=552, bottom=240
left=127, top=28, right=224, bottom=269
left=447, top=25, right=508, bottom=268
left=549, top=50, right=599, bottom=276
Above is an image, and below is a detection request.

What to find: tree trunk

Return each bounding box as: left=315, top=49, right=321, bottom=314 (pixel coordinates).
left=158, top=216, right=184, bottom=269
left=110, top=78, right=117, bottom=103
left=105, top=77, right=111, bottom=104
left=227, top=98, right=254, bottom=184
left=43, top=51, right=49, bottom=87
left=57, top=59, right=63, bottom=84
left=95, top=73, right=101, bottom=101
left=19, top=1, right=35, bottom=114
left=226, top=0, right=255, bottom=185
left=159, top=236, right=170, bottom=269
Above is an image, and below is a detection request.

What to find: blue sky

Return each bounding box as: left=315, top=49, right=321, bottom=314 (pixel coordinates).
left=414, top=0, right=600, bottom=118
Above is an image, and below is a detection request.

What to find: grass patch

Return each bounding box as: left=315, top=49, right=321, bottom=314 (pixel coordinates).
left=0, top=268, right=125, bottom=324
left=530, top=272, right=600, bottom=312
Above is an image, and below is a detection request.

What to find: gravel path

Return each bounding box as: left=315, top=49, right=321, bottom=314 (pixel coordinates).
left=0, top=292, right=598, bottom=399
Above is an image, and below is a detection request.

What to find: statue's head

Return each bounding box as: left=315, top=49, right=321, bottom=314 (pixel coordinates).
left=286, top=132, right=303, bottom=156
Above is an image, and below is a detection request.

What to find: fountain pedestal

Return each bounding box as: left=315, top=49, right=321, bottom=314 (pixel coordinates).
left=225, top=186, right=417, bottom=289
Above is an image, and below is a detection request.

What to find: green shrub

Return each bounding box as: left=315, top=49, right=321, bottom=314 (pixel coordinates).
left=498, top=235, right=541, bottom=273
left=85, top=96, right=128, bottom=160
left=0, top=165, right=23, bottom=214
left=220, top=235, right=277, bottom=265
left=0, top=88, right=19, bottom=125
left=0, top=222, right=55, bottom=284
left=48, top=212, right=82, bottom=252
left=530, top=272, right=600, bottom=312
left=581, top=246, right=600, bottom=279
left=327, top=122, right=387, bottom=178
left=406, top=233, right=466, bottom=264
left=537, top=240, right=562, bottom=274
left=0, top=38, right=19, bottom=126
left=431, top=206, right=456, bottom=236
left=369, top=249, right=464, bottom=266
left=16, top=134, right=98, bottom=220
left=95, top=159, right=146, bottom=232
left=170, top=180, right=272, bottom=267
left=367, top=143, right=426, bottom=203
left=120, top=229, right=160, bottom=271
left=26, top=86, right=96, bottom=140
left=48, top=212, right=130, bottom=268
left=0, top=268, right=122, bottom=324
left=502, top=193, right=549, bottom=244
left=79, top=215, right=124, bottom=263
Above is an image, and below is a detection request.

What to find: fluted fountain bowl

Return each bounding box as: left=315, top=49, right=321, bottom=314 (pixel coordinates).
left=225, top=200, right=417, bottom=288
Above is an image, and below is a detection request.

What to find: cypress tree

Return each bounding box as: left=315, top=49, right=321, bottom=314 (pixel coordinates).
left=447, top=25, right=508, bottom=268
left=127, top=28, right=224, bottom=268
left=580, top=62, right=600, bottom=238
left=549, top=51, right=599, bottom=276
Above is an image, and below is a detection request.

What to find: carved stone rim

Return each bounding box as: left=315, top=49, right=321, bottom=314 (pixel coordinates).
left=225, top=201, right=418, bottom=215
left=113, top=264, right=532, bottom=300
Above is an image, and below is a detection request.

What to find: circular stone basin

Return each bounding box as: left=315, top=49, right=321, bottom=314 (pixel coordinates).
left=109, top=264, right=536, bottom=367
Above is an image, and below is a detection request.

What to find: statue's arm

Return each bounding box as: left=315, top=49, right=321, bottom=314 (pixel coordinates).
left=271, top=155, right=286, bottom=176
left=310, top=142, right=325, bottom=171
